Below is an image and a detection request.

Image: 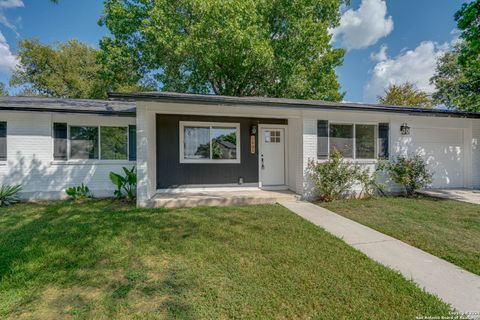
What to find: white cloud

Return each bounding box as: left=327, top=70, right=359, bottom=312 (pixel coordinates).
left=0, top=0, right=23, bottom=9
left=364, top=41, right=449, bottom=102
left=0, top=0, right=22, bottom=34
left=370, top=44, right=388, bottom=62
left=333, top=0, right=393, bottom=50
left=0, top=31, right=18, bottom=73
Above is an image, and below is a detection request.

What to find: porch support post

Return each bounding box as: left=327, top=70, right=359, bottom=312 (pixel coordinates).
left=136, top=103, right=156, bottom=207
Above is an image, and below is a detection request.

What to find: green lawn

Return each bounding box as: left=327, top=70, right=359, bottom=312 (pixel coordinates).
left=0, top=200, right=451, bottom=319
left=321, top=196, right=480, bottom=276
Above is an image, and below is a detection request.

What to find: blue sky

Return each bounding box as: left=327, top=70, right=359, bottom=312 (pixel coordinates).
left=0, top=0, right=465, bottom=103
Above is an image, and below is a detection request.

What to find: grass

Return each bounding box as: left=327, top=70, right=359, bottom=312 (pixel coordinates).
left=321, top=196, right=480, bottom=276
left=0, top=199, right=452, bottom=319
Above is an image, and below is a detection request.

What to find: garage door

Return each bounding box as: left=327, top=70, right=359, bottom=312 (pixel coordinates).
left=412, top=128, right=464, bottom=188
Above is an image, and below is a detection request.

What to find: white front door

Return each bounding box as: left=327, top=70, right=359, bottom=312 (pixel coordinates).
left=260, top=128, right=285, bottom=186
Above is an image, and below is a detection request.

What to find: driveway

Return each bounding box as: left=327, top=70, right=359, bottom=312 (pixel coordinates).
left=418, top=188, right=480, bottom=204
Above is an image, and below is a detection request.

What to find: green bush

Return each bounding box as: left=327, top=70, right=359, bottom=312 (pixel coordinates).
left=110, top=166, right=136, bottom=201
left=0, top=185, right=22, bottom=207
left=378, top=155, right=433, bottom=197
left=308, top=150, right=382, bottom=202
left=65, top=184, right=93, bottom=200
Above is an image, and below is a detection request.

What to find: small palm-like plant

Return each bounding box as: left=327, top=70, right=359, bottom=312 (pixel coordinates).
left=109, top=166, right=137, bottom=201
left=0, top=185, right=22, bottom=207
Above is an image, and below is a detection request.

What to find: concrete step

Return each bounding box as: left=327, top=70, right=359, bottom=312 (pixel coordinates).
left=150, top=190, right=298, bottom=209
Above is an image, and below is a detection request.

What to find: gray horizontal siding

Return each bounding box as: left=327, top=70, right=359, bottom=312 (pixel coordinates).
left=156, top=114, right=287, bottom=188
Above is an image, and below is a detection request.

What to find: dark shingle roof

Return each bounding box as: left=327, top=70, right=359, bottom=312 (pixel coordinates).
left=109, top=91, right=480, bottom=119
left=0, top=96, right=136, bottom=116
left=1, top=93, right=479, bottom=119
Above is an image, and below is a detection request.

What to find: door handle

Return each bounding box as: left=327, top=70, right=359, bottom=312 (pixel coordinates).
left=261, top=154, right=265, bottom=169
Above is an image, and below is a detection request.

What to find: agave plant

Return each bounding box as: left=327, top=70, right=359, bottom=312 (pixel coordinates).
left=0, top=185, right=22, bottom=207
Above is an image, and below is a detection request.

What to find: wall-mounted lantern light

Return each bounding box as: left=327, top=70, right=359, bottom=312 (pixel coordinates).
left=400, top=122, right=410, bottom=136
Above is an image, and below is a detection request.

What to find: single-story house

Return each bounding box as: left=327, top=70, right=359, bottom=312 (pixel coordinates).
left=1, top=92, right=480, bottom=207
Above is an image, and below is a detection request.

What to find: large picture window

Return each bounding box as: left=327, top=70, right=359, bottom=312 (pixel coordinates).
left=70, top=126, right=99, bottom=160
left=101, top=127, right=128, bottom=160
left=330, top=124, right=354, bottom=158
left=180, top=122, right=240, bottom=163
left=320, top=122, right=378, bottom=160
left=355, top=124, right=376, bottom=159
left=69, top=125, right=130, bottom=160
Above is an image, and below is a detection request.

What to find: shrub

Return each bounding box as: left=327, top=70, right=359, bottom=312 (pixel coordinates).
left=308, top=150, right=381, bottom=202
left=378, top=155, right=433, bottom=197
left=356, top=167, right=386, bottom=198
left=65, top=184, right=93, bottom=200
left=110, top=166, right=137, bottom=201
left=0, top=185, right=22, bottom=207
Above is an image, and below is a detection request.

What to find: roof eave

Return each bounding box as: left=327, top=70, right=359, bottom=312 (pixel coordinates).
left=0, top=106, right=136, bottom=117
left=108, top=92, right=480, bottom=119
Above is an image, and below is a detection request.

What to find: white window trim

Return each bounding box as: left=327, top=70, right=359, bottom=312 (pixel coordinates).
left=179, top=121, right=241, bottom=164
left=327, top=122, right=378, bottom=161
left=67, top=125, right=130, bottom=161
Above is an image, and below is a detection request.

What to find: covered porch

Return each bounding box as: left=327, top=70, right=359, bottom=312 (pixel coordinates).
left=133, top=95, right=304, bottom=207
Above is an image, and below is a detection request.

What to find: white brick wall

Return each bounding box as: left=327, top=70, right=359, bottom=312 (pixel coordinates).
left=287, top=117, right=303, bottom=194
left=471, top=120, right=480, bottom=188
left=302, top=118, right=318, bottom=200
left=0, top=111, right=136, bottom=200
left=299, top=112, right=474, bottom=199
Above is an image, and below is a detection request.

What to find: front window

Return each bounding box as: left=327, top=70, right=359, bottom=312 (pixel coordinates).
left=330, top=124, right=353, bottom=158
left=184, top=126, right=211, bottom=160
left=327, top=123, right=377, bottom=160
left=101, top=127, right=128, bottom=160
left=180, top=122, right=240, bottom=163
left=211, top=127, right=238, bottom=160
left=355, top=124, right=376, bottom=159
left=69, top=126, right=129, bottom=160
left=70, top=126, right=99, bottom=159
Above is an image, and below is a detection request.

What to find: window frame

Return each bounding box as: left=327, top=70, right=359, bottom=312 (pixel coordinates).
left=67, top=125, right=130, bottom=161
left=324, top=121, right=379, bottom=161
left=179, top=121, right=241, bottom=164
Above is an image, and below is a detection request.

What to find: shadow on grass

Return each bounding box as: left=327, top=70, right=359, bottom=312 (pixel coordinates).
left=0, top=199, right=199, bottom=318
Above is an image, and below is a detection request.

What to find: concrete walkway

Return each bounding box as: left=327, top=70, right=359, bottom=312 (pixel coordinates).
left=418, top=188, right=480, bottom=205
left=278, top=199, right=480, bottom=314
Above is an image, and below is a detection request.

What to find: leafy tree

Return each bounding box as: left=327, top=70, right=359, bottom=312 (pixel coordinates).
left=10, top=39, right=149, bottom=99
left=455, top=0, right=479, bottom=62
left=99, top=0, right=346, bottom=101
left=431, top=0, right=479, bottom=111
left=431, top=47, right=480, bottom=112
left=377, top=82, right=433, bottom=108
left=0, top=82, right=8, bottom=96
left=15, top=87, right=42, bottom=97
